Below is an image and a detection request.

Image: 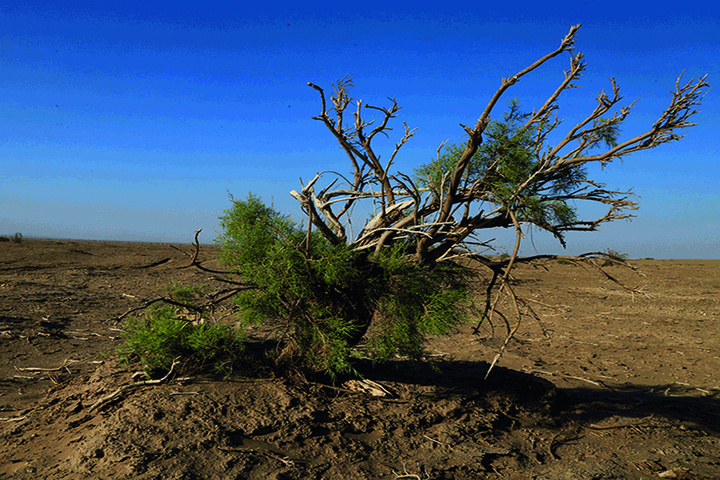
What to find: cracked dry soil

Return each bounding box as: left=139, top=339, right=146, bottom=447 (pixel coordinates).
left=1, top=239, right=719, bottom=479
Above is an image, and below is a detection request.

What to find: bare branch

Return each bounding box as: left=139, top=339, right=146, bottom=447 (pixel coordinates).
left=551, top=73, right=709, bottom=170
left=418, top=24, right=584, bottom=261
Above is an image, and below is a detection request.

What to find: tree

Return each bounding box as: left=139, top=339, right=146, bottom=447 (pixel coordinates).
left=216, top=24, right=708, bottom=378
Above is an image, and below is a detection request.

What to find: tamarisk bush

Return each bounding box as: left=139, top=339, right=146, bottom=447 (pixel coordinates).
left=213, top=24, right=708, bottom=378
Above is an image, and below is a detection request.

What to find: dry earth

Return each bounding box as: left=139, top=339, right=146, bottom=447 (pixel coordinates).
left=1, top=239, right=719, bottom=479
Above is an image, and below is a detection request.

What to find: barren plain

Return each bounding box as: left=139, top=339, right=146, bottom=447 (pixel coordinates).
left=1, top=239, right=719, bottom=479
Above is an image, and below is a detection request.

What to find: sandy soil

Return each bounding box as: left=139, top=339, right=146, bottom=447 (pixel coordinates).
left=1, top=239, right=719, bottom=479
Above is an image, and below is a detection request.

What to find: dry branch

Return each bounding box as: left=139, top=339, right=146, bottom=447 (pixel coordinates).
left=88, top=360, right=178, bottom=412
left=297, top=23, right=707, bottom=276
left=218, top=446, right=299, bottom=467
left=586, top=415, right=655, bottom=430
left=170, top=229, right=235, bottom=275
left=112, top=231, right=254, bottom=324
left=14, top=359, right=82, bottom=373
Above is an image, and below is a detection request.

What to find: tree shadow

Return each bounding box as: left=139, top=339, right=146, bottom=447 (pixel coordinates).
left=354, top=357, right=720, bottom=435
left=559, top=382, right=720, bottom=434
left=233, top=336, right=720, bottom=436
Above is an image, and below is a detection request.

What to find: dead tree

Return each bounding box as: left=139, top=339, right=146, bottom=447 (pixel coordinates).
left=290, top=24, right=709, bottom=374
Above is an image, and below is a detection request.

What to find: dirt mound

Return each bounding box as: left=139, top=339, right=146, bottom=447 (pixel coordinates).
left=2, top=359, right=562, bottom=479
left=2, top=240, right=720, bottom=478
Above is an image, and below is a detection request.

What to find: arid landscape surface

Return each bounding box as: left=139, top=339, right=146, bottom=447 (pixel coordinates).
left=1, top=239, right=719, bottom=479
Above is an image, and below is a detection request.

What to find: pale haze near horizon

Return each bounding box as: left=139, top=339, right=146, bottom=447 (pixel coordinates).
left=2, top=2, right=719, bottom=259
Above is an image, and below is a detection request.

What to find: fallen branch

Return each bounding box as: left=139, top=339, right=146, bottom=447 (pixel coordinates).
left=392, top=462, right=429, bottom=480
left=343, top=379, right=393, bottom=397
left=218, top=446, right=299, bottom=467
left=423, top=434, right=446, bottom=446
left=111, top=230, right=254, bottom=324
left=111, top=287, right=250, bottom=324
left=522, top=368, right=610, bottom=388
left=14, top=359, right=78, bottom=373
left=0, top=416, right=27, bottom=422
left=14, top=359, right=102, bottom=374
left=586, top=415, right=654, bottom=430
left=170, top=229, right=234, bottom=274
left=112, top=297, right=205, bottom=322
left=88, top=360, right=178, bottom=412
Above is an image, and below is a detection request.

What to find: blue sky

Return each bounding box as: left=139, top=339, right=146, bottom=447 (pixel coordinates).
left=2, top=1, right=718, bottom=259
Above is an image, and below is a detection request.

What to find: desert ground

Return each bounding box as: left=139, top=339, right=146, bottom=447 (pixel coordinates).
left=1, top=239, right=719, bottom=479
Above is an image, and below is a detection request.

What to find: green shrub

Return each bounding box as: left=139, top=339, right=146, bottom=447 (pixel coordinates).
left=217, top=194, right=474, bottom=379
left=117, top=305, right=246, bottom=378
left=0, top=233, right=22, bottom=243
left=367, top=245, right=472, bottom=363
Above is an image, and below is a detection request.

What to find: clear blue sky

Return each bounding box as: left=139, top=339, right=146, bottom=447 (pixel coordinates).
left=2, top=1, right=718, bottom=259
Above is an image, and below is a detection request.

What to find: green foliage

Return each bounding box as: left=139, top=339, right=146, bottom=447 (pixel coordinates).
left=414, top=142, right=474, bottom=195
left=217, top=195, right=474, bottom=379
left=594, top=117, right=620, bottom=149
left=117, top=305, right=246, bottom=378
left=415, top=100, right=542, bottom=197
left=369, top=245, right=473, bottom=361
left=218, top=194, right=372, bottom=376
left=414, top=99, right=612, bottom=244
left=162, top=282, right=208, bottom=307
left=217, top=193, right=297, bottom=275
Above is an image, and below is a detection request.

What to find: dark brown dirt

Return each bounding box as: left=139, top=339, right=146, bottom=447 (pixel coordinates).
left=1, top=239, right=719, bottom=479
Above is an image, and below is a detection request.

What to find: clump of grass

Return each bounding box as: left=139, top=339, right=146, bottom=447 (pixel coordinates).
left=556, top=258, right=574, bottom=265
left=117, top=305, right=246, bottom=379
